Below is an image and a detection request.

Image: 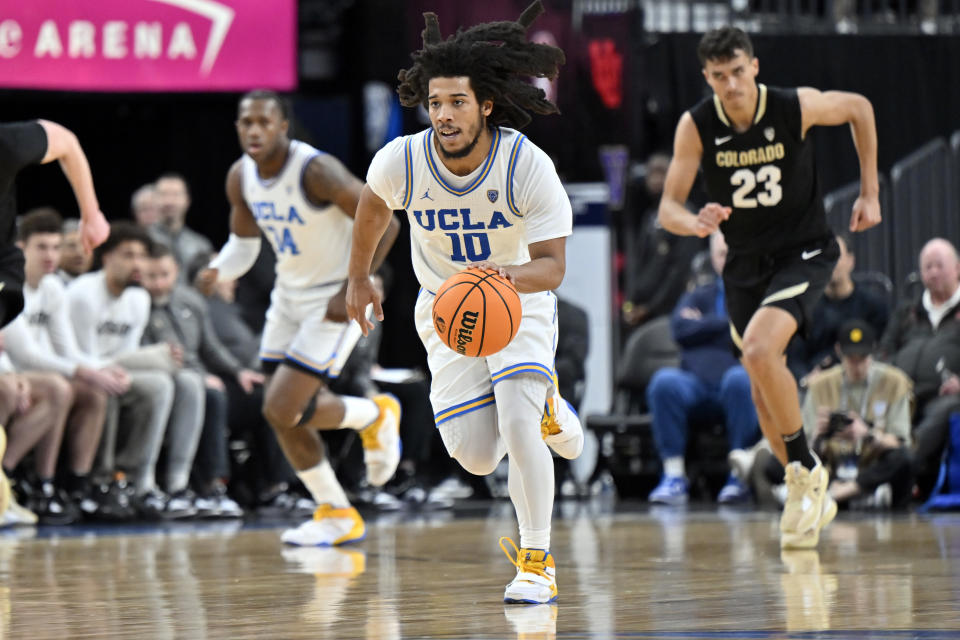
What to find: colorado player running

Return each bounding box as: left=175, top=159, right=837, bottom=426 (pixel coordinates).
left=198, top=91, right=400, bottom=546
left=347, top=2, right=584, bottom=604
left=658, top=27, right=881, bottom=549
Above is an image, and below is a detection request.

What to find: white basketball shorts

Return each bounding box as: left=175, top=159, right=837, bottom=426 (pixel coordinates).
left=414, top=287, right=558, bottom=427
left=260, top=282, right=362, bottom=379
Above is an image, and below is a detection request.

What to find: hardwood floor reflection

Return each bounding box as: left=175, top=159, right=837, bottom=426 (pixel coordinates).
left=1, top=504, right=959, bottom=639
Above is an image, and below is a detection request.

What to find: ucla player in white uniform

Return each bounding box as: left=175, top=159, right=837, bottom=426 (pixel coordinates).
left=347, top=3, right=583, bottom=604
left=199, top=91, right=401, bottom=546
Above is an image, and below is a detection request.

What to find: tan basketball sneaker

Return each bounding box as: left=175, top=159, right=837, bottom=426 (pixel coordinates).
left=281, top=504, right=366, bottom=547
left=780, top=459, right=837, bottom=549
left=500, top=537, right=558, bottom=604
left=360, top=394, right=402, bottom=487
left=540, top=392, right=583, bottom=460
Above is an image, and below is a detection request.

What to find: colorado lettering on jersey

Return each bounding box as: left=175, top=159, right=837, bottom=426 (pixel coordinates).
left=716, top=142, right=786, bottom=168
left=412, top=208, right=514, bottom=263
left=252, top=201, right=304, bottom=255
left=97, top=320, right=132, bottom=336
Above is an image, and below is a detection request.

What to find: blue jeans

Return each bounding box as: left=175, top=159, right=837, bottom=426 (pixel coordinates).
left=646, top=366, right=759, bottom=460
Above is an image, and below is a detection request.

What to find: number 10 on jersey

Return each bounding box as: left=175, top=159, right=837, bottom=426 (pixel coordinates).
left=446, top=232, right=492, bottom=262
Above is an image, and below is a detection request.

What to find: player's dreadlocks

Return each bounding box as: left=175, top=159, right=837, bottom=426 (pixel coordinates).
left=397, top=0, right=565, bottom=130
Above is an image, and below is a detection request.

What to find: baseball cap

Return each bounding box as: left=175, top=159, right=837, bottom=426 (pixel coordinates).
left=837, top=319, right=876, bottom=356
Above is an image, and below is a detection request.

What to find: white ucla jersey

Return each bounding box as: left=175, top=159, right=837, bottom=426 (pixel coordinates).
left=241, top=140, right=354, bottom=291
left=366, top=127, right=572, bottom=293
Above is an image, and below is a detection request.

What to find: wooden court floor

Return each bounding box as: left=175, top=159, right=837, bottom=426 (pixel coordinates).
left=1, top=501, right=959, bottom=639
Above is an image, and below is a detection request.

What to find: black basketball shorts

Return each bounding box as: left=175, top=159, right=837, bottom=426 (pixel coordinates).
left=723, top=235, right=839, bottom=355
left=0, top=244, right=25, bottom=329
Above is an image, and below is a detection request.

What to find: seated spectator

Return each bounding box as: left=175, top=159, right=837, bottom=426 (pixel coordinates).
left=187, top=253, right=310, bottom=513
left=3, top=208, right=131, bottom=521
left=130, top=183, right=159, bottom=228
left=57, top=219, right=92, bottom=284
left=67, top=222, right=191, bottom=519
left=149, top=173, right=213, bottom=272
left=880, top=238, right=960, bottom=496
left=646, top=232, right=760, bottom=505
left=803, top=319, right=913, bottom=509
left=143, top=244, right=263, bottom=517
left=620, top=153, right=704, bottom=331
left=0, top=345, right=78, bottom=525
left=788, top=232, right=889, bottom=381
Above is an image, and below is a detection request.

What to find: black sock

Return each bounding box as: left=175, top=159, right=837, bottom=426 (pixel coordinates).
left=782, top=428, right=817, bottom=469
left=64, top=472, right=89, bottom=494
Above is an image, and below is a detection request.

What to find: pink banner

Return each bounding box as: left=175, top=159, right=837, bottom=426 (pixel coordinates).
left=0, top=0, right=296, bottom=91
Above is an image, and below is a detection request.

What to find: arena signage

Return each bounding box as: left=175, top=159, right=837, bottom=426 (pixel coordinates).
left=0, top=0, right=296, bottom=91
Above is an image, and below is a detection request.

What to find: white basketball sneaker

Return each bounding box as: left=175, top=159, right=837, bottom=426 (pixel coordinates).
left=500, top=537, right=559, bottom=604
left=780, top=458, right=837, bottom=549
left=281, top=504, right=366, bottom=547
left=541, top=392, right=583, bottom=460
left=360, top=394, right=402, bottom=487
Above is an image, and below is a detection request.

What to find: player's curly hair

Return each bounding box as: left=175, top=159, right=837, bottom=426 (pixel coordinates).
left=397, top=0, right=565, bottom=130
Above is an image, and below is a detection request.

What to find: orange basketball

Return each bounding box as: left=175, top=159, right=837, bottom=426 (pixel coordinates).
left=432, top=267, right=522, bottom=357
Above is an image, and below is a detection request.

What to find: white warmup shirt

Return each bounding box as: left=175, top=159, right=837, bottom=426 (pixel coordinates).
left=66, top=271, right=150, bottom=362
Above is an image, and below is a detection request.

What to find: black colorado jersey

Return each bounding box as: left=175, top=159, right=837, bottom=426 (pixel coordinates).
left=690, top=85, right=831, bottom=255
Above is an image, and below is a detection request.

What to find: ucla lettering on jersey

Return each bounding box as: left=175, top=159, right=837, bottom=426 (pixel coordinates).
left=242, top=140, right=354, bottom=290
left=396, top=127, right=537, bottom=292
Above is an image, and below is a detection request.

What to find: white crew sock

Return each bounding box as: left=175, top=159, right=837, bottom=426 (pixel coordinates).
left=296, top=459, right=350, bottom=508
left=339, top=396, right=381, bottom=430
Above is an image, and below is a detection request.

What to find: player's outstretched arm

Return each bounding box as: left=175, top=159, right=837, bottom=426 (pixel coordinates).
left=347, top=185, right=396, bottom=335
left=200, top=161, right=261, bottom=293
left=37, top=119, right=109, bottom=253
left=798, top=87, right=880, bottom=232
left=658, top=113, right=728, bottom=238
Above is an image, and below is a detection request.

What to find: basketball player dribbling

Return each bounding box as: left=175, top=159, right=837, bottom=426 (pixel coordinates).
left=658, top=27, right=881, bottom=548
left=197, top=91, right=401, bottom=546
left=346, top=2, right=584, bottom=604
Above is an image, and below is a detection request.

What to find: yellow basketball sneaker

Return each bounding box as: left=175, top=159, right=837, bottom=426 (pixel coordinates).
left=281, top=504, right=366, bottom=547
left=360, top=394, right=402, bottom=487
left=500, top=537, right=558, bottom=604
left=780, top=458, right=836, bottom=549
left=540, top=392, right=583, bottom=460
left=0, top=428, right=8, bottom=516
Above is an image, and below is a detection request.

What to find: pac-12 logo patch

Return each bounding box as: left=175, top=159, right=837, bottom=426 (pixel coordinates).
left=487, top=189, right=499, bottom=203
left=764, top=127, right=775, bottom=142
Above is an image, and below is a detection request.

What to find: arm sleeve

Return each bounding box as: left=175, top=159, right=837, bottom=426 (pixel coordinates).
left=514, top=142, right=573, bottom=245
left=209, top=234, right=261, bottom=281
left=365, top=137, right=409, bottom=210
left=0, top=122, right=48, bottom=175
left=1, top=317, right=78, bottom=377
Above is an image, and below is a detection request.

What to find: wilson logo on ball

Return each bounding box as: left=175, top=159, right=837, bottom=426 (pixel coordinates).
left=432, top=267, right=522, bottom=358
left=454, top=310, right=479, bottom=354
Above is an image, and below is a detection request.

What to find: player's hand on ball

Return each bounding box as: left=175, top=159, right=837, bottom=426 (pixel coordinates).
left=849, top=194, right=881, bottom=232
left=695, top=203, right=731, bottom=237
left=467, top=261, right=515, bottom=283
left=346, top=276, right=383, bottom=336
